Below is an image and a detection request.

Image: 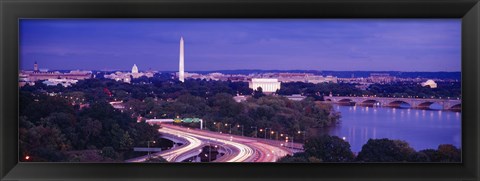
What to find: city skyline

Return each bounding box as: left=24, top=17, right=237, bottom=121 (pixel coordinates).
left=20, top=19, right=461, bottom=72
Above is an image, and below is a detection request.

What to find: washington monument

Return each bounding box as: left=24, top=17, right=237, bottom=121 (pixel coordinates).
left=179, top=36, right=185, bottom=82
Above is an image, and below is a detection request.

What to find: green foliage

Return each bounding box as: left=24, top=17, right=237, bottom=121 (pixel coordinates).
left=253, top=87, right=266, bottom=99
left=407, top=151, right=431, bottom=162
left=119, top=131, right=134, bottom=151
left=101, top=147, right=118, bottom=159
left=303, top=135, right=355, bottom=162
left=419, top=144, right=461, bottom=162
left=145, top=156, right=168, bottom=163
left=19, top=125, right=69, bottom=161
left=356, top=139, right=416, bottom=162
left=19, top=85, right=164, bottom=162
left=277, top=152, right=310, bottom=163
left=277, top=81, right=461, bottom=100
left=279, top=138, right=460, bottom=163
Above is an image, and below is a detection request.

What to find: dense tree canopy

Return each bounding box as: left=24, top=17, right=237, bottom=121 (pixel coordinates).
left=356, top=139, right=416, bottom=162
left=19, top=89, right=163, bottom=162
left=303, top=135, right=355, bottom=162
left=277, top=81, right=461, bottom=100
left=278, top=137, right=461, bottom=163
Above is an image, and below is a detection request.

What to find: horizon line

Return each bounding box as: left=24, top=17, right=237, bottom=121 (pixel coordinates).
left=19, top=68, right=462, bottom=73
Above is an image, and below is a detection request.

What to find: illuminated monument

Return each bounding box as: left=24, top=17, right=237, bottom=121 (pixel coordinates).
left=131, top=64, right=139, bottom=74
left=179, top=36, right=185, bottom=82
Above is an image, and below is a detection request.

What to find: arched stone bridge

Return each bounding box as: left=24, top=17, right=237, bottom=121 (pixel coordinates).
left=324, top=96, right=461, bottom=110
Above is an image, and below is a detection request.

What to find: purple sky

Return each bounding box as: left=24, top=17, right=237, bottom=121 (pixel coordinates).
left=20, top=19, right=461, bottom=72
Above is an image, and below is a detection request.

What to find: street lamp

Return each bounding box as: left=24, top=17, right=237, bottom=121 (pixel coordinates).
left=147, top=140, right=156, bottom=160
left=264, top=128, right=271, bottom=140
left=225, top=123, right=232, bottom=134
left=270, top=130, right=275, bottom=139
left=237, top=124, right=244, bottom=136
left=251, top=126, right=258, bottom=138
left=215, top=122, right=221, bottom=133
left=290, top=135, right=295, bottom=148
left=207, top=141, right=212, bottom=162
left=284, top=135, right=289, bottom=148
left=297, top=130, right=307, bottom=144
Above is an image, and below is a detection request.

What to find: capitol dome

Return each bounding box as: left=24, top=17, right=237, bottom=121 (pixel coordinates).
left=131, top=64, right=139, bottom=74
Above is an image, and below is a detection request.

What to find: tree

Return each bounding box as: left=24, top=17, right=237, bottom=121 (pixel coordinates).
left=253, top=87, right=266, bottom=99
left=145, top=156, right=168, bottom=163
left=210, top=93, right=242, bottom=118
left=20, top=125, right=69, bottom=162
left=419, top=144, right=461, bottom=162
left=277, top=152, right=310, bottom=163
left=119, top=131, right=134, bottom=151
left=356, top=139, right=415, bottom=162
left=110, top=123, right=126, bottom=150
left=303, top=135, right=354, bottom=162
left=407, top=152, right=430, bottom=162
left=101, top=147, right=118, bottom=160
left=436, top=144, right=461, bottom=162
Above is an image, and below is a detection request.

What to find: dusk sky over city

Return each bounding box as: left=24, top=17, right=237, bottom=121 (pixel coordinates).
left=20, top=19, right=461, bottom=72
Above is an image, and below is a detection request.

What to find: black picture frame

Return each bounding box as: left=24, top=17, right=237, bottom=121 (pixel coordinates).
left=1, top=0, right=479, bottom=180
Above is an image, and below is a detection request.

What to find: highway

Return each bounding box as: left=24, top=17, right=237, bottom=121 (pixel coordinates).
left=157, top=124, right=296, bottom=162
left=125, top=128, right=203, bottom=162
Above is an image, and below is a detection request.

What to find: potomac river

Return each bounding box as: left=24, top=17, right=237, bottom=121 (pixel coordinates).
left=328, top=105, right=461, bottom=153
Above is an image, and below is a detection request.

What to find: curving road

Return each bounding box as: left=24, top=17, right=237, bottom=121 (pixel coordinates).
left=125, top=129, right=203, bottom=162
left=127, top=124, right=299, bottom=162
left=160, top=126, right=254, bottom=162
left=159, top=124, right=295, bottom=162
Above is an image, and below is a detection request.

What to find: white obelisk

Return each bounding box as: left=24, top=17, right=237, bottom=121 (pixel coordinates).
left=179, top=36, right=185, bottom=82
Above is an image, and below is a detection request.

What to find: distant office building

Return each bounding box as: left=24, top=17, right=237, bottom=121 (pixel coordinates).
left=105, top=71, right=132, bottom=83
left=26, top=70, right=91, bottom=82
left=284, top=94, right=306, bottom=101
left=369, top=73, right=395, bottom=84
left=233, top=95, right=248, bottom=102
left=307, top=75, right=338, bottom=84
left=19, top=62, right=92, bottom=86
left=274, top=73, right=338, bottom=84
left=421, top=79, right=437, bottom=88
left=249, top=78, right=281, bottom=93
left=277, top=73, right=310, bottom=82
left=42, top=78, right=79, bottom=87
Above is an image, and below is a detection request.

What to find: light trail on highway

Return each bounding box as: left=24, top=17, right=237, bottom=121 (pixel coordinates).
left=127, top=124, right=298, bottom=163
left=157, top=127, right=204, bottom=162
left=160, top=126, right=255, bottom=162
left=125, top=127, right=203, bottom=163
left=161, top=124, right=294, bottom=162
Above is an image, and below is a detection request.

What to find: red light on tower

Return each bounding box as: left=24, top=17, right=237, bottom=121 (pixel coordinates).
left=25, top=155, right=30, bottom=160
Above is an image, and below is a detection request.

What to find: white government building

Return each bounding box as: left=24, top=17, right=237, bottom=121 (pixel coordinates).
left=249, top=78, right=281, bottom=93
left=104, top=64, right=154, bottom=83
left=421, top=79, right=437, bottom=88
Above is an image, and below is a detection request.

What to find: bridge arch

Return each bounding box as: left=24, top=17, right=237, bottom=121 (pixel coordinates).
left=387, top=100, right=411, bottom=108
left=417, top=102, right=435, bottom=109
left=337, top=99, right=355, bottom=106
left=338, top=98, right=353, bottom=102
left=417, top=101, right=444, bottom=110
left=449, top=104, right=461, bottom=111
left=359, top=99, right=381, bottom=106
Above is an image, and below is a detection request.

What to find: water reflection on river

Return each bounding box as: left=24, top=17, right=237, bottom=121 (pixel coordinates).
left=328, top=105, right=461, bottom=153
